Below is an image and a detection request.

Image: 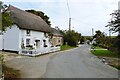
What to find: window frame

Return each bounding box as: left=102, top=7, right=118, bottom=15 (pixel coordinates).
left=26, top=38, right=30, bottom=46
left=26, top=29, right=31, bottom=36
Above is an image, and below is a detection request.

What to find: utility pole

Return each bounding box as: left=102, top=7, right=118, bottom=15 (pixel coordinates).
left=92, top=28, right=94, bottom=37
left=109, top=26, right=111, bottom=37
left=69, top=18, right=71, bottom=31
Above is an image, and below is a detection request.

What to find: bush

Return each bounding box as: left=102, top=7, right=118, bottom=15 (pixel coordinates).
left=67, top=37, right=77, bottom=46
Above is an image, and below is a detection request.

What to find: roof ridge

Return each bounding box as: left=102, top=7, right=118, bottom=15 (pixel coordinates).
left=8, top=5, right=46, bottom=21
left=7, top=5, right=52, bottom=32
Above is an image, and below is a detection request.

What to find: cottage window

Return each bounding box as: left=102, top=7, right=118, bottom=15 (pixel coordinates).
left=26, top=30, right=31, bottom=36
left=43, top=40, right=47, bottom=47
left=35, top=40, right=40, bottom=48
left=26, top=39, right=30, bottom=46
left=58, top=40, right=61, bottom=43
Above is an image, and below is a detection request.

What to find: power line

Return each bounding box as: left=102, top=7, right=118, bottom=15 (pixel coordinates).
left=66, top=0, right=71, bottom=31
left=66, top=0, right=71, bottom=17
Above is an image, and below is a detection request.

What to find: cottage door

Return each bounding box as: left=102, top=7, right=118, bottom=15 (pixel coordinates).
left=35, top=40, right=40, bottom=48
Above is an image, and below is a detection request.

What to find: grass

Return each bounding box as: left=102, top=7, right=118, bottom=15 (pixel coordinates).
left=61, top=45, right=76, bottom=51
left=91, top=50, right=120, bottom=70
left=0, top=53, right=20, bottom=79
left=2, top=65, right=20, bottom=79
left=94, top=46, right=105, bottom=49
left=91, top=50, right=118, bottom=58
left=111, top=65, right=120, bottom=70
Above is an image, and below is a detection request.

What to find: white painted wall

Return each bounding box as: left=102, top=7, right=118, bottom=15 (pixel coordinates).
left=2, top=25, right=61, bottom=55
left=3, top=25, right=20, bottom=52
left=20, top=29, right=52, bottom=53
left=0, top=35, right=3, bottom=50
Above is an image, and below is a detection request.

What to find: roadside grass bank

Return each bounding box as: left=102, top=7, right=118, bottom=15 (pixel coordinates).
left=3, top=65, right=20, bottom=79
left=61, top=45, right=77, bottom=51
left=91, top=46, right=120, bottom=70
left=91, top=50, right=118, bottom=58
left=94, top=46, right=105, bottom=49
left=0, top=53, right=20, bottom=79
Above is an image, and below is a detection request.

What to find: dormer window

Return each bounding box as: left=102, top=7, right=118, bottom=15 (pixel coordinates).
left=26, top=29, right=31, bottom=36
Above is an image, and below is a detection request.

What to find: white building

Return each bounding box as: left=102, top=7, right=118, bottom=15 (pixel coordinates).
left=0, top=31, right=3, bottom=50
left=2, top=5, right=62, bottom=56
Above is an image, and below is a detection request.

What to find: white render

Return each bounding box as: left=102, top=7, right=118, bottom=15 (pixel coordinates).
left=0, top=34, right=3, bottom=50
left=3, top=25, right=20, bottom=51
left=2, top=25, right=60, bottom=56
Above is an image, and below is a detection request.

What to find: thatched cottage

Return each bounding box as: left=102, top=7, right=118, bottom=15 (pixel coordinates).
left=51, top=28, right=63, bottom=47
left=2, top=5, right=63, bottom=56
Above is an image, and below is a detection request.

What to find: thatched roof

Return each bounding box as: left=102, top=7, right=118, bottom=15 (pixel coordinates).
left=7, top=5, right=52, bottom=32
left=51, top=28, right=63, bottom=37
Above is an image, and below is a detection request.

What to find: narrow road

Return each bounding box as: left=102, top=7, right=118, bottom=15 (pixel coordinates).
left=41, top=45, right=118, bottom=78
left=5, top=45, right=118, bottom=78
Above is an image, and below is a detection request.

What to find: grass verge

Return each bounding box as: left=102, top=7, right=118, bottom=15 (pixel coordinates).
left=2, top=65, right=20, bottom=79
left=91, top=50, right=119, bottom=70
left=91, top=50, right=118, bottom=58
left=94, top=46, right=105, bottom=49
left=61, top=45, right=76, bottom=51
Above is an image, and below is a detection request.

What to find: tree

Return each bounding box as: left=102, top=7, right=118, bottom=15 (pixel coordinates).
left=0, top=2, right=13, bottom=31
left=106, top=10, right=120, bottom=35
left=2, top=13, right=13, bottom=31
left=26, top=10, right=51, bottom=26
left=93, top=30, right=106, bottom=46
left=106, top=10, right=120, bottom=54
left=80, top=36, right=85, bottom=44
left=63, top=30, right=81, bottom=47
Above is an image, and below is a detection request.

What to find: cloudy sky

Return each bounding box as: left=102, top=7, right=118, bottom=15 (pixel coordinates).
left=3, top=0, right=119, bottom=36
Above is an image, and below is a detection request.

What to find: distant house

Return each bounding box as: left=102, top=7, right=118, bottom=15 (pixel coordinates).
left=51, top=28, right=63, bottom=47
left=2, top=5, right=62, bottom=56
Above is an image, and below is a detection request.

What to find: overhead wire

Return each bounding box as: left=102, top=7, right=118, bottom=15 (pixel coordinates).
left=66, top=0, right=71, bottom=17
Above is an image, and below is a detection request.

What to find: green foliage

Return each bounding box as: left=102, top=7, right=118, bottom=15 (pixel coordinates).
left=94, top=46, right=104, bottom=49
left=85, top=36, right=92, bottom=41
left=1, top=2, right=13, bottom=31
left=2, top=12, right=13, bottom=31
left=63, top=30, right=81, bottom=46
left=106, top=10, right=120, bottom=34
left=61, top=45, right=76, bottom=51
left=80, top=36, right=85, bottom=44
left=93, top=30, right=112, bottom=48
left=93, top=30, right=105, bottom=45
left=106, top=10, right=120, bottom=54
left=0, top=53, right=4, bottom=64
left=91, top=50, right=118, bottom=58
left=26, top=10, right=51, bottom=26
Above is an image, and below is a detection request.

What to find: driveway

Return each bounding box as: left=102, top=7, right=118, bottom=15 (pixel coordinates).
left=5, top=45, right=118, bottom=78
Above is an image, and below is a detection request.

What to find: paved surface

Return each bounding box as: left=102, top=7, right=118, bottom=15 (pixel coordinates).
left=5, top=53, right=54, bottom=78
left=5, top=45, right=118, bottom=78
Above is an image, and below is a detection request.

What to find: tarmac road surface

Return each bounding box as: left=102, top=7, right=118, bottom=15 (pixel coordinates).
left=5, top=45, right=118, bottom=78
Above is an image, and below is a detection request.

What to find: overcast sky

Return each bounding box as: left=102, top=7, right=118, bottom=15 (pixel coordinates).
left=3, top=0, right=119, bottom=36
